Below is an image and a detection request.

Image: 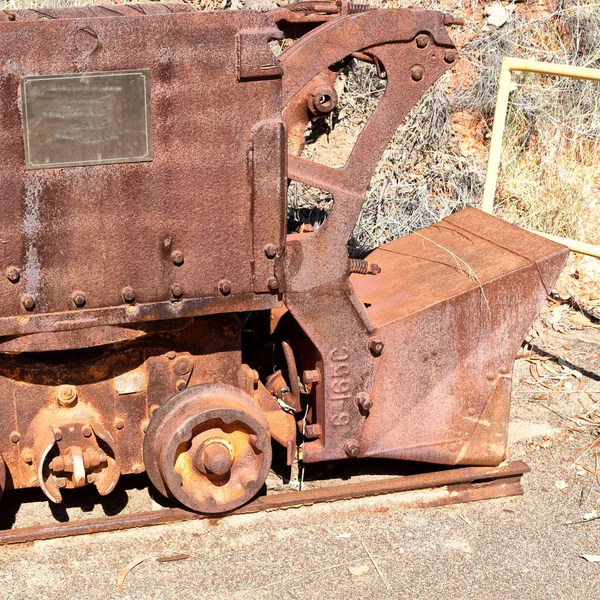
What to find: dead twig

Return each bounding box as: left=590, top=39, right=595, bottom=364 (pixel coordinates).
left=117, top=555, right=155, bottom=594
left=362, top=541, right=393, bottom=592
left=117, top=553, right=190, bottom=593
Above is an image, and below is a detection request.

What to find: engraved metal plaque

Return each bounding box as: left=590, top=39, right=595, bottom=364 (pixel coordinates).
left=21, top=70, right=152, bottom=169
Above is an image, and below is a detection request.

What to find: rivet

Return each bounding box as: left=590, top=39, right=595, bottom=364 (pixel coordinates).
left=218, top=279, right=232, bottom=296
left=5, top=266, right=20, bottom=283
left=57, top=384, right=77, bottom=407
left=415, top=33, right=429, bottom=48
left=150, top=404, right=160, bottom=416
left=126, top=304, right=138, bottom=314
left=115, top=418, right=125, bottom=430
left=368, top=337, right=384, bottom=357
left=81, top=425, right=92, bottom=438
left=10, top=431, right=20, bottom=444
left=176, top=379, right=187, bottom=391
left=444, top=49, right=457, bottom=64
left=166, top=351, right=176, bottom=360
left=131, top=463, right=142, bottom=474
left=486, top=373, right=496, bottom=381
left=264, top=244, right=277, bottom=259
left=122, top=286, right=135, bottom=303
left=411, top=65, right=424, bottom=81
left=53, top=428, right=63, bottom=442
left=21, top=294, right=35, bottom=311
left=72, top=291, right=86, bottom=308
left=21, top=450, right=33, bottom=464
left=171, top=250, right=184, bottom=266
left=74, top=27, right=99, bottom=54
left=170, top=283, right=184, bottom=299
left=267, top=277, right=279, bottom=292
left=173, top=357, right=192, bottom=376
left=449, top=443, right=458, bottom=452
left=131, top=350, right=141, bottom=360
left=343, top=439, right=360, bottom=458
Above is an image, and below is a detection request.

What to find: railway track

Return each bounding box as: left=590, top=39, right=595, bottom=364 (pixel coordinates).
left=0, top=461, right=528, bottom=546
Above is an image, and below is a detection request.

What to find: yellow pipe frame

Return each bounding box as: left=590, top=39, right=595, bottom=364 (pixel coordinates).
left=482, top=57, right=600, bottom=258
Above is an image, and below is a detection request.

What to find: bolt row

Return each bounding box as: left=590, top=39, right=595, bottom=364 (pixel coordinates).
left=7, top=241, right=281, bottom=310
left=410, top=33, right=457, bottom=82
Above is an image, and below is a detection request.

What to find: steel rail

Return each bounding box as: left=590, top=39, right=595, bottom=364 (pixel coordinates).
left=0, top=461, right=529, bottom=545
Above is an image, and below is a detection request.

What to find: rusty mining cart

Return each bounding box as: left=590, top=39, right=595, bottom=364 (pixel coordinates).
left=0, top=1, right=568, bottom=526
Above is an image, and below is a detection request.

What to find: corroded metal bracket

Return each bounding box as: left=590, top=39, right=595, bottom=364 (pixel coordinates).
left=279, top=9, right=458, bottom=462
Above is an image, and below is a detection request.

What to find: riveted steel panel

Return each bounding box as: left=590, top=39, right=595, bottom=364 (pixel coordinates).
left=0, top=10, right=285, bottom=335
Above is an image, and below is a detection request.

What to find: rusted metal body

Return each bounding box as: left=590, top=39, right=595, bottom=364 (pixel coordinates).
left=0, top=2, right=567, bottom=517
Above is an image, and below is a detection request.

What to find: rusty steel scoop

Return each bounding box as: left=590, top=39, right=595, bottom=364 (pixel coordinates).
left=348, top=208, right=568, bottom=466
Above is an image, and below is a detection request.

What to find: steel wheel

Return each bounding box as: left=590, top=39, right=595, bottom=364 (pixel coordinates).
left=144, top=384, right=272, bottom=513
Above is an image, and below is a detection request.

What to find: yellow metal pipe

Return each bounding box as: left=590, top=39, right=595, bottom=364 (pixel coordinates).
left=481, top=57, right=600, bottom=257
left=525, top=230, right=600, bottom=260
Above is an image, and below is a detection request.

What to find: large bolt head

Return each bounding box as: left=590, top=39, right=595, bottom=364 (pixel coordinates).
left=411, top=65, right=425, bottom=81
left=5, top=266, right=20, bottom=283
left=444, top=49, right=457, bottom=64
left=170, top=283, right=184, bottom=299
left=356, top=393, right=373, bottom=411
left=343, top=439, right=360, bottom=458
left=57, top=384, right=77, bottom=407
left=21, top=294, right=36, bottom=311
left=72, top=291, right=86, bottom=308
left=122, top=286, right=135, bottom=303
left=308, top=84, right=338, bottom=115
left=264, top=244, right=278, bottom=259
left=368, top=338, right=384, bottom=357
left=415, top=33, right=429, bottom=48
left=171, top=250, right=184, bottom=266
left=218, top=280, right=232, bottom=296
left=197, top=442, right=233, bottom=476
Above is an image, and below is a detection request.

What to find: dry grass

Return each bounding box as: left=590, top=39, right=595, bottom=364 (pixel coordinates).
left=289, top=56, right=483, bottom=257
left=461, top=1, right=600, bottom=243
left=497, top=104, right=600, bottom=242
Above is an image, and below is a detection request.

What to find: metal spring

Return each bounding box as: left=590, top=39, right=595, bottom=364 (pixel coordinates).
left=349, top=258, right=369, bottom=274
left=348, top=2, right=373, bottom=13
left=349, top=258, right=381, bottom=275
